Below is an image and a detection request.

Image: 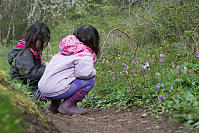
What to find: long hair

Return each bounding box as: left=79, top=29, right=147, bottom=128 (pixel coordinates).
left=73, top=25, right=100, bottom=56
left=19, top=21, right=50, bottom=56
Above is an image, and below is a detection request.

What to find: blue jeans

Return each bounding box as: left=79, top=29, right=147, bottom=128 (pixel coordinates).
left=47, top=78, right=94, bottom=101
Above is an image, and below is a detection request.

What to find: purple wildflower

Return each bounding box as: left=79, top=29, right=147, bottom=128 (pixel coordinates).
left=155, top=90, right=158, bottom=95
left=177, top=65, right=181, bottom=69
left=120, top=71, right=124, bottom=74
left=172, top=62, right=175, bottom=68
left=145, top=62, right=149, bottom=67
left=156, top=83, right=161, bottom=88
left=132, top=61, right=137, bottom=65
left=170, top=85, right=173, bottom=90
left=135, top=61, right=137, bottom=64
left=161, top=83, right=164, bottom=87
left=196, top=51, right=199, bottom=58
left=160, top=59, right=164, bottom=63
left=158, top=95, right=162, bottom=103
left=110, top=72, right=115, bottom=75
left=163, top=97, right=166, bottom=101
left=122, top=63, right=129, bottom=69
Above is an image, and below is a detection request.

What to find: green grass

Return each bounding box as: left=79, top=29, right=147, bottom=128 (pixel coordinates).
left=0, top=46, right=10, bottom=73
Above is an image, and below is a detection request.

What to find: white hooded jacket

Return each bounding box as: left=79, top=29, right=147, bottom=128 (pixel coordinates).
left=38, top=35, right=96, bottom=97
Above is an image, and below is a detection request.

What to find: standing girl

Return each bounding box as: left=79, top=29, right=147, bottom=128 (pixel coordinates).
left=8, top=21, right=51, bottom=103
left=38, top=25, right=100, bottom=115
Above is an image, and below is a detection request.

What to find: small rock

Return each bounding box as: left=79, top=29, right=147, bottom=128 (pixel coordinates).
left=141, top=113, right=147, bottom=118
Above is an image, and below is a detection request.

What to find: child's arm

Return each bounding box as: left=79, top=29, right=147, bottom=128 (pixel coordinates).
left=15, top=49, right=45, bottom=82
left=74, top=56, right=96, bottom=79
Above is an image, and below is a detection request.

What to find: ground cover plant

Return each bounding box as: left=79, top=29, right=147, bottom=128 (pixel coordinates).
left=79, top=0, right=199, bottom=128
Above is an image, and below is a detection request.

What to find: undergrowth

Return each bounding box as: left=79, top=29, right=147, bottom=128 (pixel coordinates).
left=80, top=0, right=199, bottom=128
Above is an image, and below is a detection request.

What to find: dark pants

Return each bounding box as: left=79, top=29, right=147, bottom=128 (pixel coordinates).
left=47, top=78, right=94, bottom=101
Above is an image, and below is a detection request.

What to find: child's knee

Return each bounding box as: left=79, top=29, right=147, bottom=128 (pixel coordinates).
left=88, top=78, right=95, bottom=88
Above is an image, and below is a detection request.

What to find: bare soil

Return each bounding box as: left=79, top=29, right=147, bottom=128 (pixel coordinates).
left=42, top=107, right=199, bottom=133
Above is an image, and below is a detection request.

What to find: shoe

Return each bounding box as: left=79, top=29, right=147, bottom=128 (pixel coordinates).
left=58, top=89, right=88, bottom=115
left=47, top=100, right=61, bottom=114
left=58, top=100, right=88, bottom=115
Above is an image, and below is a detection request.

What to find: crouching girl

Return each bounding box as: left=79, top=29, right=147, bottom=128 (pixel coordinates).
left=39, top=25, right=100, bottom=115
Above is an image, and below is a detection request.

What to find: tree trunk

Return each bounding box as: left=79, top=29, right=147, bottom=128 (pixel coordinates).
left=0, top=21, right=1, bottom=46
left=6, top=15, right=14, bottom=47
left=27, top=0, right=39, bottom=26
left=12, top=21, right=15, bottom=45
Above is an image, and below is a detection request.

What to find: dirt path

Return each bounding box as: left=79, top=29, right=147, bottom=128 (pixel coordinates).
left=45, top=108, right=198, bottom=133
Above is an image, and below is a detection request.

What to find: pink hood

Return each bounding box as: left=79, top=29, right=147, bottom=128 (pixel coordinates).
left=58, top=35, right=97, bottom=63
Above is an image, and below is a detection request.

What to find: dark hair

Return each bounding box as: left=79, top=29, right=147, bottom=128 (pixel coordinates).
left=73, top=25, right=100, bottom=55
left=20, top=21, right=50, bottom=56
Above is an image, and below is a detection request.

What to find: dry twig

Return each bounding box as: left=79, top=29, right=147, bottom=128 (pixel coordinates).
left=99, top=28, right=139, bottom=60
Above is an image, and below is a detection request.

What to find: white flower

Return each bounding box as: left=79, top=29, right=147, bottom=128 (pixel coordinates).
left=160, top=54, right=164, bottom=58
left=184, top=66, right=187, bottom=72
left=142, top=62, right=149, bottom=69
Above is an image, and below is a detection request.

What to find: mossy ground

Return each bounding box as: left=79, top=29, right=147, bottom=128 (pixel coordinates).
left=0, top=70, right=58, bottom=133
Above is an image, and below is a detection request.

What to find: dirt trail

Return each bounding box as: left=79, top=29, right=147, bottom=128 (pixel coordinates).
left=45, top=108, right=198, bottom=133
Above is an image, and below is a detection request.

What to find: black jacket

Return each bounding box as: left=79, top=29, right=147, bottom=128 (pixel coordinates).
left=8, top=47, right=46, bottom=86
